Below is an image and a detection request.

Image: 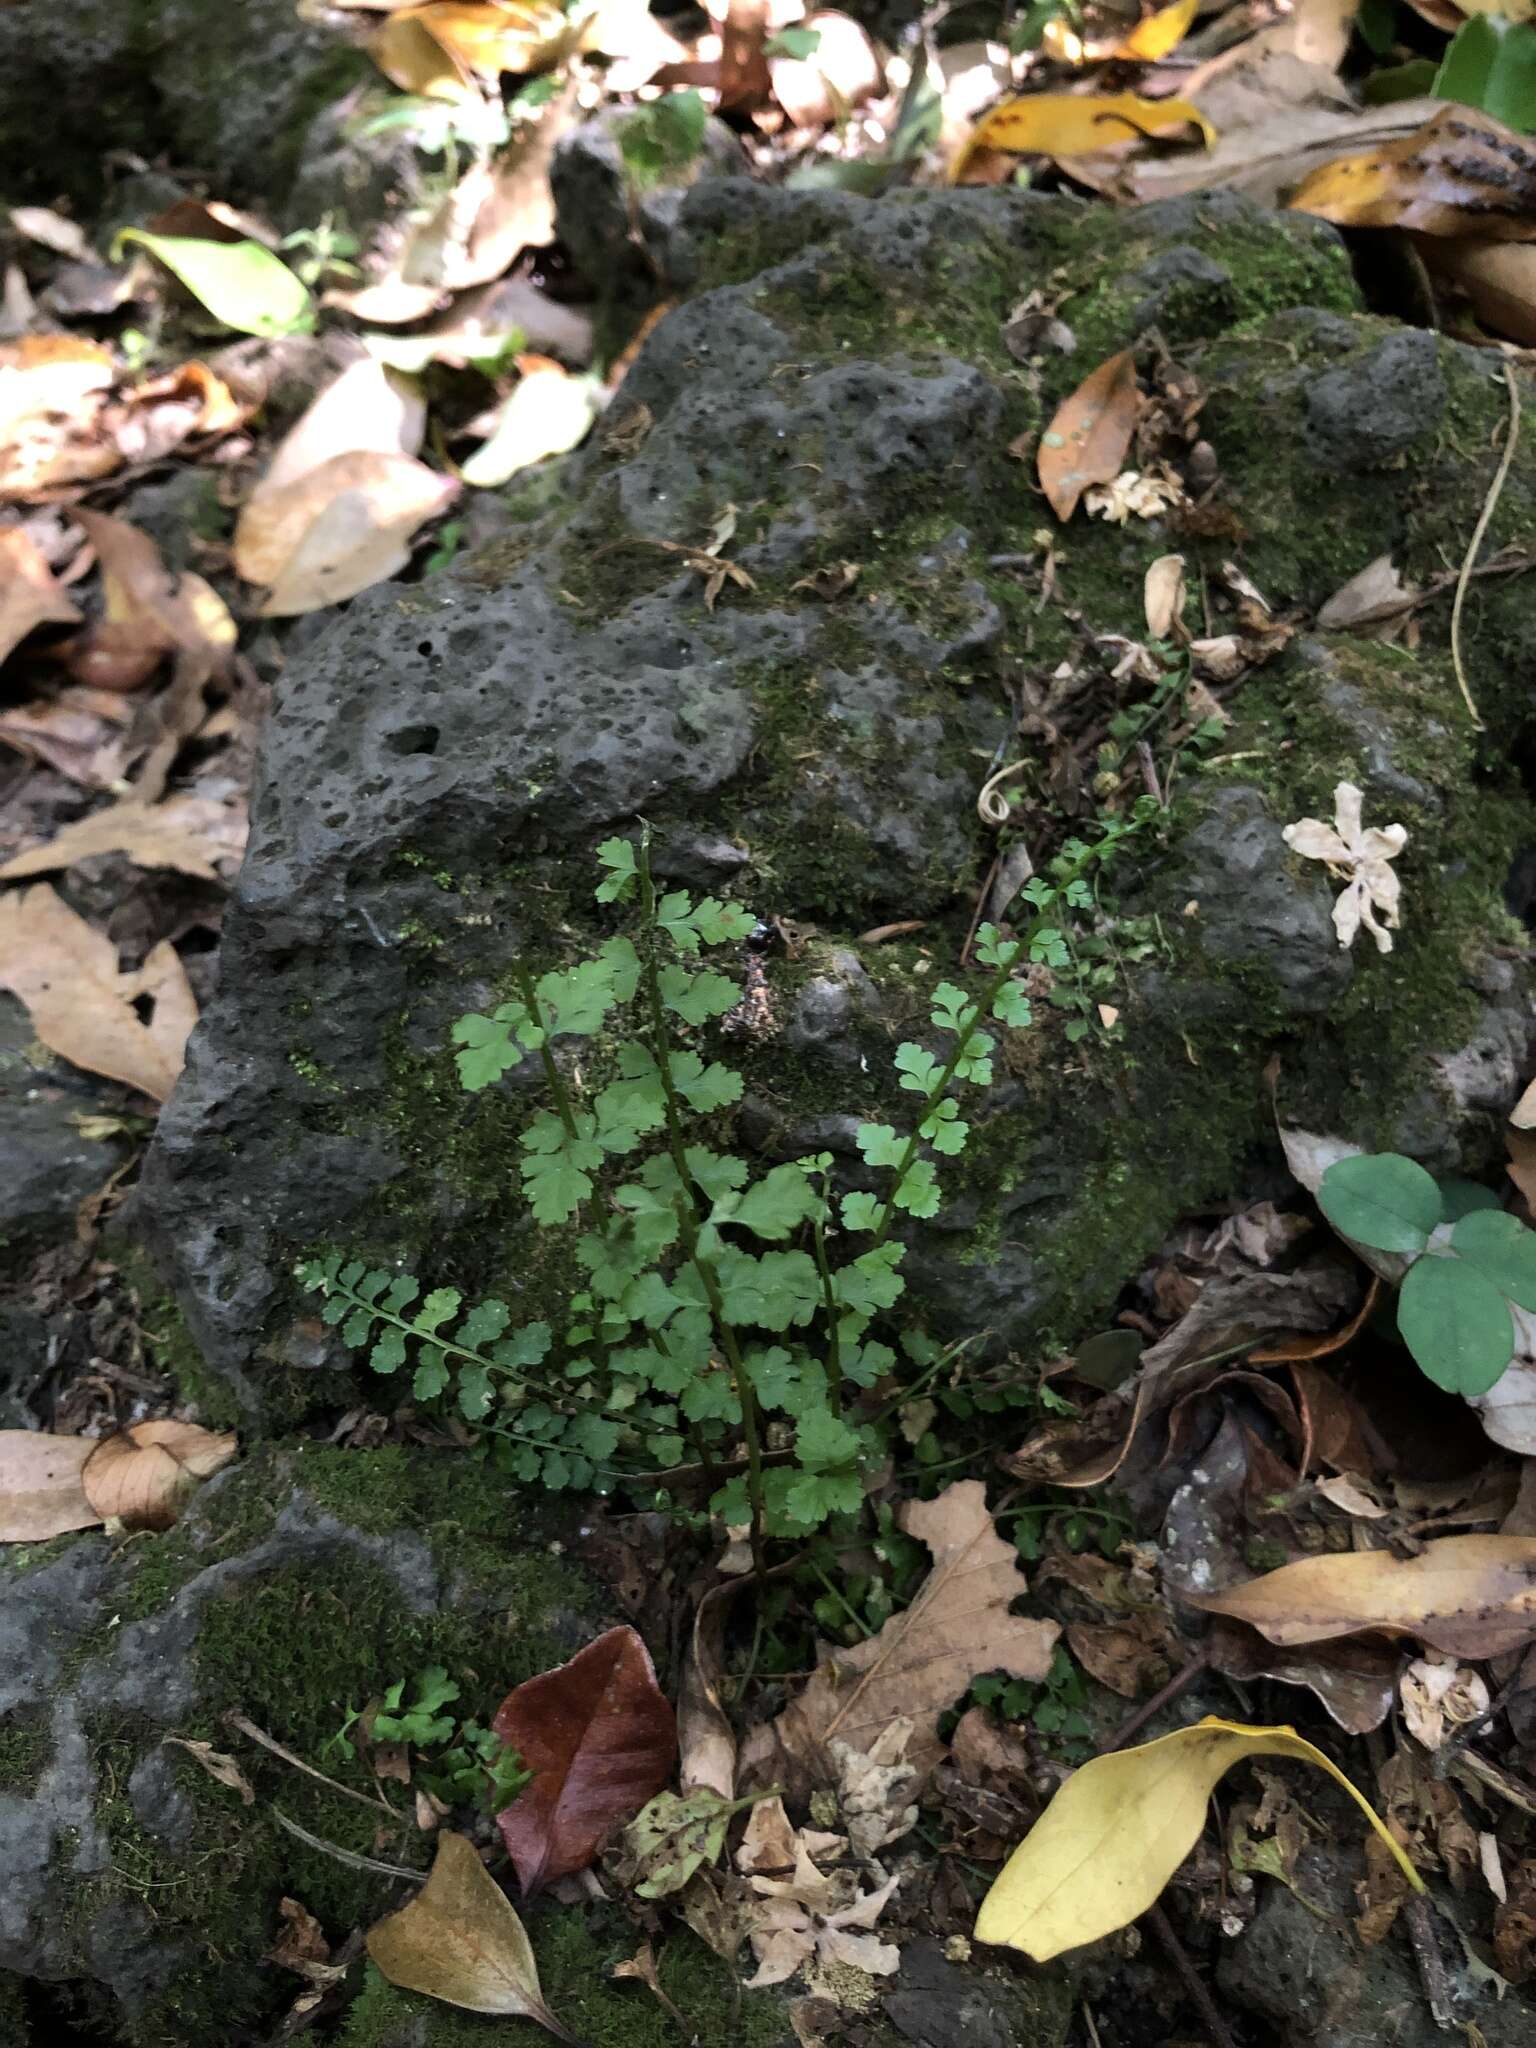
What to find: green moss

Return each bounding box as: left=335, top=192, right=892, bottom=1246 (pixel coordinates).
left=338, top=1911, right=793, bottom=2048
left=0, top=1708, right=51, bottom=1792
left=60, top=1444, right=605, bottom=2048
left=108, top=1245, right=244, bottom=1434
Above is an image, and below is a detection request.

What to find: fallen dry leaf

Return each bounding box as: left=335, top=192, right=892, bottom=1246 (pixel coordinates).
left=743, top=1825, right=900, bottom=1989
left=0, top=883, right=198, bottom=1102
left=958, top=92, right=1210, bottom=177
left=1208, top=1622, right=1399, bottom=1736
left=1316, top=553, right=1416, bottom=633
left=367, top=1829, right=576, bottom=2039
left=493, top=1624, right=677, bottom=1893
left=975, top=1716, right=1421, bottom=1963
left=0, top=524, right=83, bottom=665
left=163, top=1736, right=256, bottom=1805
left=460, top=361, right=603, bottom=488
left=1180, top=1534, right=1536, bottom=1658
left=771, top=1480, right=1059, bottom=1782
left=1400, top=1653, right=1490, bottom=1751
left=1513, top=1081, right=1536, bottom=1132
left=0, top=1430, right=98, bottom=1541
left=1035, top=349, right=1140, bottom=522
left=82, top=1419, right=238, bottom=1530
left=0, top=687, right=133, bottom=786
left=0, top=334, right=118, bottom=498
left=235, top=450, right=458, bottom=615
left=1289, top=104, right=1536, bottom=240
left=0, top=794, right=247, bottom=883
left=769, top=11, right=884, bottom=127
left=1143, top=553, right=1187, bottom=641
left=68, top=508, right=236, bottom=696
left=678, top=1581, right=738, bottom=1801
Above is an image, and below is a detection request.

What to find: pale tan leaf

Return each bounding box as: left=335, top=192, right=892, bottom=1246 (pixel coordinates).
left=0, top=884, right=197, bottom=1102
left=366, top=1829, right=576, bottom=2039
left=0, top=335, right=119, bottom=498
left=163, top=1736, right=256, bottom=1804
left=1512, top=1078, right=1536, bottom=1130
left=460, top=365, right=602, bottom=488
left=258, top=359, right=425, bottom=497
left=0, top=524, right=82, bottom=664
left=772, top=1480, right=1059, bottom=1779
left=770, top=11, right=885, bottom=128
left=1142, top=553, right=1186, bottom=640
left=9, top=206, right=93, bottom=260
left=1180, top=1534, right=1536, bottom=1657
left=0, top=794, right=247, bottom=882
left=234, top=450, right=458, bottom=615
left=83, top=1420, right=238, bottom=1530
left=0, top=1430, right=99, bottom=1541
left=679, top=1581, right=737, bottom=1801
left=1317, top=552, right=1415, bottom=631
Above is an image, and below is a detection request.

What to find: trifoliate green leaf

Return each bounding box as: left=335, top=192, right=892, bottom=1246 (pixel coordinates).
left=713, top=1246, right=822, bottom=1330
left=659, top=964, right=740, bottom=1025
left=840, top=1191, right=883, bottom=1232
left=669, top=1051, right=744, bottom=1112
left=930, top=982, right=971, bottom=1032
left=894, top=1042, right=942, bottom=1094
left=974, top=922, right=1023, bottom=968
left=1318, top=1153, right=1440, bottom=1255
left=856, top=1123, right=905, bottom=1169
left=834, top=1243, right=906, bottom=1317
left=657, top=889, right=700, bottom=952
left=783, top=1468, right=864, bottom=1527
left=953, top=1035, right=994, bottom=1085
left=745, top=1344, right=800, bottom=1408
left=451, top=1012, right=518, bottom=1091
left=567, top=1412, right=622, bottom=1460
left=993, top=983, right=1033, bottom=1027
left=521, top=1150, right=597, bottom=1224
left=596, top=836, right=638, bottom=901
left=683, top=1147, right=751, bottom=1203
left=1448, top=1208, right=1536, bottom=1308
left=712, top=1162, right=821, bottom=1241
left=690, top=897, right=756, bottom=944
left=682, top=1372, right=741, bottom=1424
left=796, top=1403, right=863, bottom=1469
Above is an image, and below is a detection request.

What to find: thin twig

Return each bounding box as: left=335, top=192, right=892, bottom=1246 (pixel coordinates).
left=1101, top=1649, right=1210, bottom=1755
left=1403, top=1894, right=1456, bottom=2034
left=225, top=1710, right=404, bottom=1820
left=1450, top=358, right=1521, bottom=731
left=270, top=1807, right=424, bottom=1882
left=1147, top=1902, right=1239, bottom=2048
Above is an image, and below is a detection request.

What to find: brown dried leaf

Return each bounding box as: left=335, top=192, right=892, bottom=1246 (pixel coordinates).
left=1034, top=349, right=1140, bottom=522
left=770, top=11, right=884, bottom=127
left=0, top=334, right=118, bottom=498
left=0, top=884, right=197, bottom=1101
left=163, top=1736, right=256, bottom=1805
left=1182, top=1534, right=1536, bottom=1657
left=0, top=524, right=82, bottom=664
left=493, top=1624, right=677, bottom=1893
left=1289, top=104, right=1536, bottom=240
left=0, top=1429, right=99, bottom=1540
left=234, top=450, right=457, bottom=615
left=678, top=1581, right=737, bottom=1801
left=0, top=794, right=247, bottom=883
left=367, top=1829, right=576, bottom=2039
left=772, top=1480, right=1059, bottom=1780
left=1208, top=1621, right=1398, bottom=1735
left=82, top=1419, right=238, bottom=1530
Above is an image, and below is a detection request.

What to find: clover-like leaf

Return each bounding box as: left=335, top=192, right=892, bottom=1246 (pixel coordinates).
left=1449, top=1206, right=1536, bottom=1309
left=1398, top=1253, right=1513, bottom=1396
left=1319, top=1153, right=1440, bottom=1254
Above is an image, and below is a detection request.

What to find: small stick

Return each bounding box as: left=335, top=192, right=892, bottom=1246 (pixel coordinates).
left=1450, top=357, right=1520, bottom=731
left=225, top=1709, right=403, bottom=1820
left=1101, top=1649, right=1210, bottom=1756
left=1147, top=1902, right=1239, bottom=2048
left=1403, top=1894, right=1455, bottom=2034
left=270, top=1807, right=424, bottom=1882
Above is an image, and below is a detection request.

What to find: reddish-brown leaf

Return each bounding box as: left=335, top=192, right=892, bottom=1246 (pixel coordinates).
left=493, top=1625, right=676, bottom=1893
left=1033, top=349, right=1140, bottom=520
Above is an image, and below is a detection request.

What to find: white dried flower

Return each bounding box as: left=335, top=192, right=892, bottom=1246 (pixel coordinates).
left=1283, top=781, right=1406, bottom=954
left=1085, top=469, right=1184, bottom=524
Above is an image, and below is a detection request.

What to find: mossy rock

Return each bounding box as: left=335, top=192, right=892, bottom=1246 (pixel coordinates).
left=132, top=182, right=1536, bottom=1430
left=0, top=1444, right=608, bottom=2047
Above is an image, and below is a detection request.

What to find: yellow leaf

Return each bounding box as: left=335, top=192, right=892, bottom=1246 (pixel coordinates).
left=975, top=1716, right=1423, bottom=1962
left=1116, top=0, right=1200, bottom=62
left=367, top=1830, right=576, bottom=2039
left=956, top=92, right=1213, bottom=177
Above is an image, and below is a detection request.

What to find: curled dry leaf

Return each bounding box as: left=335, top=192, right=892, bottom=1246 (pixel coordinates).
left=975, top=1717, right=1422, bottom=1963
left=0, top=334, right=119, bottom=498
left=770, top=11, right=885, bottom=128
left=163, top=1736, right=256, bottom=1805
left=744, top=1828, right=900, bottom=1990
left=83, top=1420, right=238, bottom=1531
left=367, top=1829, right=576, bottom=2041
left=1400, top=1653, right=1490, bottom=1751
left=0, top=884, right=197, bottom=1102
left=1142, top=553, right=1187, bottom=641
left=771, top=1480, right=1059, bottom=1784
left=460, top=361, right=604, bottom=489
left=493, top=1624, right=677, bottom=1893
left=1289, top=104, right=1536, bottom=240
left=0, top=523, right=82, bottom=664
left=1034, top=349, right=1140, bottom=522
left=0, top=1429, right=98, bottom=1541
left=1317, top=553, right=1416, bottom=633
left=1180, top=1534, right=1536, bottom=1658
left=958, top=93, right=1210, bottom=176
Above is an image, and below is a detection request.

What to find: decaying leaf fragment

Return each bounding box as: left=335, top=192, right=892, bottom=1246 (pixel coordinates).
left=0, top=1430, right=99, bottom=1541
left=975, top=1717, right=1422, bottom=1962
left=1034, top=350, right=1140, bottom=522
left=0, top=524, right=82, bottom=664
left=0, top=794, right=247, bottom=883
left=367, top=1829, right=576, bottom=2040
left=1289, top=104, right=1536, bottom=239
